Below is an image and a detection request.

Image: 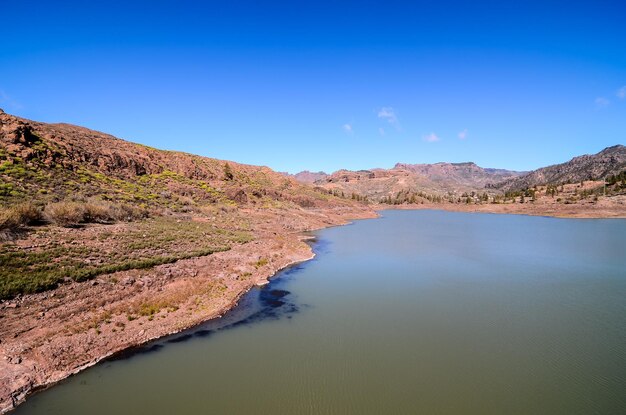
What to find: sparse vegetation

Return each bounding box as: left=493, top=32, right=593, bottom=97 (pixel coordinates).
left=0, top=216, right=252, bottom=300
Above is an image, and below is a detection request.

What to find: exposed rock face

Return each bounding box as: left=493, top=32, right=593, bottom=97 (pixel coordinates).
left=495, top=145, right=626, bottom=191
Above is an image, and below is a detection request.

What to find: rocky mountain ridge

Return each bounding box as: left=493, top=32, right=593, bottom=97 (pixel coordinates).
left=493, top=145, right=626, bottom=191
left=289, top=161, right=524, bottom=201
left=289, top=146, right=625, bottom=201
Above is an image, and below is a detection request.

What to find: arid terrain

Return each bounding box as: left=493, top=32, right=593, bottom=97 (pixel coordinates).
left=289, top=145, right=626, bottom=207
left=1, top=109, right=625, bottom=413
left=0, top=109, right=375, bottom=412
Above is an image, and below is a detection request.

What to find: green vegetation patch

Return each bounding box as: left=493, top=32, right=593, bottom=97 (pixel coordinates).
left=0, top=217, right=253, bottom=299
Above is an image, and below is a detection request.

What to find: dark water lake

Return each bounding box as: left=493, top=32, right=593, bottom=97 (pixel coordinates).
left=15, top=210, right=626, bottom=414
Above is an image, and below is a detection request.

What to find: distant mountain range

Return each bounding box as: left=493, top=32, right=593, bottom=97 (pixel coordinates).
left=289, top=145, right=626, bottom=201
left=2, top=108, right=623, bottom=207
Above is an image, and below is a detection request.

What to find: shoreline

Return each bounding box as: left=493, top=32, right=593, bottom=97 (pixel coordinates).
left=2, top=203, right=625, bottom=413
left=376, top=198, right=626, bottom=219
left=0, top=207, right=377, bottom=414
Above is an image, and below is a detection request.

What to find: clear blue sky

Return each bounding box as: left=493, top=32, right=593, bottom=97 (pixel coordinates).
left=1, top=0, right=625, bottom=173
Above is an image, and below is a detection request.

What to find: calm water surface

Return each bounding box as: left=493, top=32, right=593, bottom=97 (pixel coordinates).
left=16, top=210, right=626, bottom=414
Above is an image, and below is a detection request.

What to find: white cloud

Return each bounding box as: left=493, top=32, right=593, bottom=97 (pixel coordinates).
left=377, top=107, right=400, bottom=130
left=617, top=86, right=626, bottom=99
left=423, top=132, right=440, bottom=142
left=342, top=123, right=353, bottom=135
left=595, top=97, right=610, bottom=108
left=378, top=127, right=385, bottom=136
left=458, top=129, right=468, bottom=140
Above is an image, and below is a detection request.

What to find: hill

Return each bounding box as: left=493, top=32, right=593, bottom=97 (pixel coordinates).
left=0, top=109, right=355, bottom=211
left=291, top=162, right=523, bottom=202
left=494, top=145, right=626, bottom=191
left=0, top=109, right=374, bottom=299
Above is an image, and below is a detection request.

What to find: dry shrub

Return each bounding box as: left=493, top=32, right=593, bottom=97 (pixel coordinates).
left=45, top=202, right=86, bottom=227
left=108, top=203, right=149, bottom=222
left=0, top=208, right=18, bottom=232
left=83, top=202, right=115, bottom=223
left=44, top=200, right=149, bottom=226
left=12, top=203, right=43, bottom=225
left=0, top=203, right=42, bottom=231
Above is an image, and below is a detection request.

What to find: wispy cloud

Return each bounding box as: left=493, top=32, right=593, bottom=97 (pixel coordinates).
left=342, top=123, right=353, bottom=135
left=423, top=132, right=440, bottom=142
left=595, top=97, right=610, bottom=108
left=378, top=127, right=385, bottom=136
left=458, top=129, right=468, bottom=140
left=617, top=86, right=626, bottom=99
left=377, top=107, right=401, bottom=130
left=0, top=89, right=23, bottom=110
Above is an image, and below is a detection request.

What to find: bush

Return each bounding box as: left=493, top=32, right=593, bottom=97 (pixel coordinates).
left=83, top=202, right=115, bottom=223
left=44, top=201, right=149, bottom=226
left=0, top=208, right=18, bottom=232
left=13, top=203, right=43, bottom=225
left=0, top=203, right=42, bottom=232
left=45, top=202, right=86, bottom=227
left=109, top=203, right=149, bottom=222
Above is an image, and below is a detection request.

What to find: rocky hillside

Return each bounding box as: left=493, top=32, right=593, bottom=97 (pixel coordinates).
left=495, top=145, right=626, bottom=191
left=292, top=170, right=329, bottom=184
left=291, top=162, right=523, bottom=202
left=0, top=109, right=355, bottom=211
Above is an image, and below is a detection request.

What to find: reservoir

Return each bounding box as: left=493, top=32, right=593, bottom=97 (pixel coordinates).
left=15, top=210, right=626, bottom=414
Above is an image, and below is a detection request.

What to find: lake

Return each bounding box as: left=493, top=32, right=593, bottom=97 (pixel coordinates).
left=14, top=210, right=626, bottom=414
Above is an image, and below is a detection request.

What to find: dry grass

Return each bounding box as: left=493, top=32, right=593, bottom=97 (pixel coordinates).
left=44, top=202, right=86, bottom=227
left=44, top=200, right=150, bottom=227
left=0, top=202, right=42, bottom=237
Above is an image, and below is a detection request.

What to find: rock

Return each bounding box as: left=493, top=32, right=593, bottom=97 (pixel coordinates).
left=121, top=277, right=135, bottom=286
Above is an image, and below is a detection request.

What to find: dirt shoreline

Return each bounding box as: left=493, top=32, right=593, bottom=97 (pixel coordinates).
left=378, top=196, right=626, bottom=219
left=2, top=200, right=625, bottom=413
left=0, top=206, right=377, bottom=414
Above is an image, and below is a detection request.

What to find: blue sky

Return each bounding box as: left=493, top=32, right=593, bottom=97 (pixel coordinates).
left=1, top=0, right=625, bottom=173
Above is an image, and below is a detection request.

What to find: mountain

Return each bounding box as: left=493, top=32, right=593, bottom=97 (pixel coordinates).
left=495, top=145, right=626, bottom=191
left=292, top=170, right=329, bottom=184
left=292, top=162, right=524, bottom=202
left=0, top=109, right=353, bottom=211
